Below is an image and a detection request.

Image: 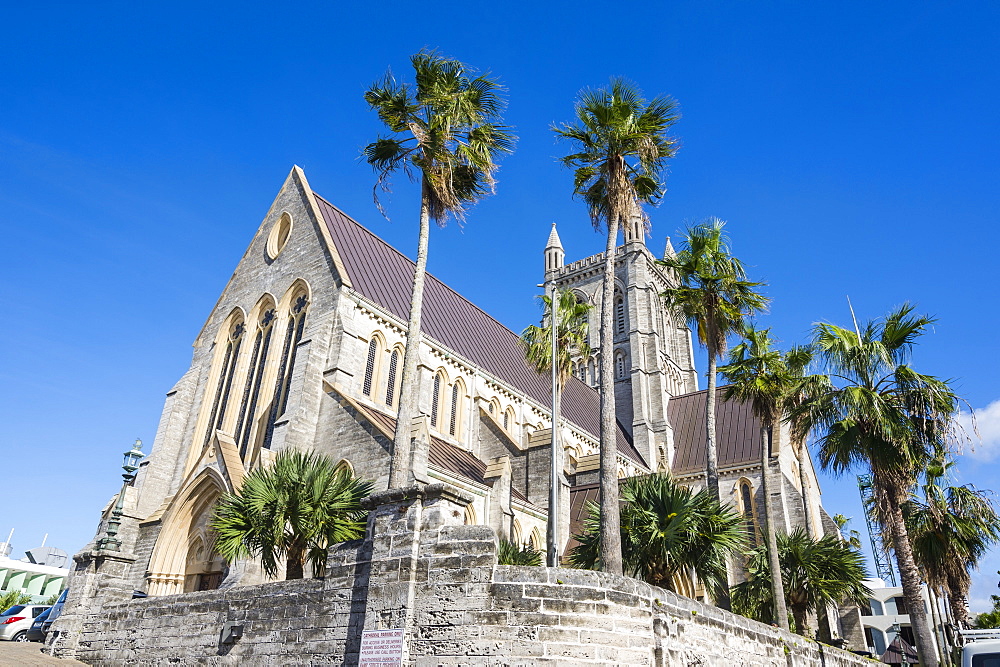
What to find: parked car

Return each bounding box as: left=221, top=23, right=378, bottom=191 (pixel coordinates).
left=0, top=604, right=50, bottom=642
left=40, top=589, right=68, bottom=637
left=25, top=606, right=52, bottom=642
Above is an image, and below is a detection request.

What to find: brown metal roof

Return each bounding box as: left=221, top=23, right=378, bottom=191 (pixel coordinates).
left=667, top=387, right=763, bottom=475
left=312, top=193, right=645, bottom=468
left=568, top=483, right=600, bottom=546
left=345, top=397, right=529, bottom=502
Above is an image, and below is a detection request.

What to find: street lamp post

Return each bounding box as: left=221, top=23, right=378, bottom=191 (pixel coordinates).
left=546, top=281, right=561, bottom=568
left=96, top=439, right=145, bottom=552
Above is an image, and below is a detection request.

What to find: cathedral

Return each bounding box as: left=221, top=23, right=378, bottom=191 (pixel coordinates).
left=101, top=166, right=837, bottom=603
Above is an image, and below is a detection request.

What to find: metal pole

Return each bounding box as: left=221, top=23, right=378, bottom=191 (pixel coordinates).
left=546, top=281, right=561, bottom=568
left=97, top=476, right=131, bottom=552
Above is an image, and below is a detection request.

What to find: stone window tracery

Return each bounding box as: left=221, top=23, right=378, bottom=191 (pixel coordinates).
left=740, top=480, right=758, bottom=548
left=448, top=380, right=463, bottom=437
left=385, top=349, right=399, bottom=407
left=264, top=291, right=308, bottom=449
left=431, top=373, right=443, bottom=429
left=235, top=306, right=276, bottom=459
left=204, top=316, right=245, bottom=447
left=363, top=336, right=381, bottom=397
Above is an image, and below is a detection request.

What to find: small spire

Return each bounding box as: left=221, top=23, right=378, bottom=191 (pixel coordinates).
left=544, top=222, right=565, bottom=274
left=546, top=222, right=563, bottom=250
left=663, top=236, right=675, bottom=259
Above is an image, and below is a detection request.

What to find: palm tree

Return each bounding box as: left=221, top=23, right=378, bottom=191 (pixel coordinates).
left=555, top=79, right=680, bottom=575
left=905, top=452, right=1000, bottom=629
left=569, top=473, right=746, bottom=599
left=720, top=326, right=810, bottom=631
left=364, top=50, right=514, bottom=489
left=732, top=528, right=871, bottom=635
left=497, top=539, right=543, bottom=567
left=211, top=451, right=372, bottom=580
left=660, top=221, right=768, bottom=505
left=832, top=514, right=864, bottom=550
left=520, top=289, right=591, bottom=564
left=786, top=304, right=959, bottom=667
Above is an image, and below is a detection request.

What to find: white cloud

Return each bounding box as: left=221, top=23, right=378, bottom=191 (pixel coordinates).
left=959, top=400, right=1000, bottom=462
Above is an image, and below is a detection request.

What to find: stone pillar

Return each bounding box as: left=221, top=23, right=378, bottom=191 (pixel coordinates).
left=358, top=483, right=474, bottom=663
left=484, top=456, right=513, bottom=540
left=45, top=548, right=137, bottom=659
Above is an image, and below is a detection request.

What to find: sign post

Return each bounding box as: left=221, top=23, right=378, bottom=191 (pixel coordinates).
left=359, top=628, right=404, bottom=667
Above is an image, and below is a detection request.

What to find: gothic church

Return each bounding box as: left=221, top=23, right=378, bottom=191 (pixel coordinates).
left=99, top=166, right=836, bottom=603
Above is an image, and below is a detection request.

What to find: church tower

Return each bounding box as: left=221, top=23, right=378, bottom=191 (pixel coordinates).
left=545, top=221, right=698, bottom=471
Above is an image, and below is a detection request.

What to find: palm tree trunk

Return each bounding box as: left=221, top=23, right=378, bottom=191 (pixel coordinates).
left=928, top=584, right=949, bottom=666
left=598, top=216, right=623, bottom=576
left=946, top=575, right=971, bottom=629
left=884, top=491, right=940, bottom=667
left=792, top=603, right=809, bottom=636
left=286, top=540, right=306, bottom=580
left=795, top=440, right=814, bottom=537
left=389, top=178, right=431, bottom=489
left=705, top=352, right=720, bottom=501
left=705, top=351, right=730, bottom=608
left=760, top=425, right=789, bottom=630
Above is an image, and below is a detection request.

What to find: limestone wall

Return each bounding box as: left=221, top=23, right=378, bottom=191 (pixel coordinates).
left=65, top=521, right=876, bottom=666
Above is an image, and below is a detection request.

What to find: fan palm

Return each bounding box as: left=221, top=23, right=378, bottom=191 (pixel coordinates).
left=660, top=220, right=768, bottom=506
left=786, top=304, right=959, bottom=667
left=555, top=78, right=679, bottom=575
left=211, top=451, right=373, bottom=580
left=364, top=50, right=514, bottom=488
left=905, top=452, right=1000, bottom=629
left=732, top=528, right=871, bottom=636
left=720, top=326, right=810, bottom=630
left=569, top=473, right=745, bottom=598
left=497, top=539, right=543, bottom=567
left=520, top=289, right=591, bottom=564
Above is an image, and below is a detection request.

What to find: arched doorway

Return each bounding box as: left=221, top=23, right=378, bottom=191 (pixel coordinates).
left=146, top=469, right=227, bottom=596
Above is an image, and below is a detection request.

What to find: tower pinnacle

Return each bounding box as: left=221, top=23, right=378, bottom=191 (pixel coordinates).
left=544, top=222, right=565, bottom=274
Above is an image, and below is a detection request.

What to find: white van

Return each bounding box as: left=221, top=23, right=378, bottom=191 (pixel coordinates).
left=962, top=633, right=1000, bottom=667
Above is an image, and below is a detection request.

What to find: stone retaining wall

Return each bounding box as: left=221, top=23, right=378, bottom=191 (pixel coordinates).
left=58, top=485, right=876, bottom=666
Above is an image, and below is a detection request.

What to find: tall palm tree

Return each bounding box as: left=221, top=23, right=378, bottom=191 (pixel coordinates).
left=787, top=304, right=959, bottom=667
left=211, top=451, right=372, bottom=580
left=660, top=222, right=768, bottom=502
left=364, top=50, right=514, bottom=488
left=555, top=79, right=679, bottom=575
left=569, top=473, right=746, bottom=598
left=520, top=289, right=591, bottom=564
left=905, top=452, right=1000, bottom=629
left=720, top=326, right=810, bottom=631
left=733, top=528, right=871, bottom=636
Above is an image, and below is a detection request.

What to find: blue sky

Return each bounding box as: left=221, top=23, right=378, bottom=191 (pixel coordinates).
left=3, top=1, right=999, bottom=609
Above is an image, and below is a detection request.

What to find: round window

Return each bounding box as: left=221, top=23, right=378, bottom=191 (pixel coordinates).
left=266, top=213, right=292, bottom=260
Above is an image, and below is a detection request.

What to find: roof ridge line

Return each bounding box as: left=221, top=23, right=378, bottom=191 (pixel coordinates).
left=312, top=191, right=533, bottom=344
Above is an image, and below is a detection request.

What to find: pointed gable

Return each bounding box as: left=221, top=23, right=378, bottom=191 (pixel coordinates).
left=310, top=193, right=646, bottom=467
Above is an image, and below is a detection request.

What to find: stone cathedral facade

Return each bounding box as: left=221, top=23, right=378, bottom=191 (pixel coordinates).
left=82, top=166, right=840, bottom=607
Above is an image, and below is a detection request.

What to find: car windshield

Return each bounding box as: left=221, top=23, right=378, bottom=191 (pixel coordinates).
left=32, top=609, right=51, bottom=624
left=1, top=605, right=26, bottom=616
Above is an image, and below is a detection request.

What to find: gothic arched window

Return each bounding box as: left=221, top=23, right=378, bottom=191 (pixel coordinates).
left=615, top=291, right=626, bottom=334
left=204, top=316, right=245, bottom=447
left=431, top=373, right=443, bottom=429
left=362, top=336, right=381, bottom=397
left=503, top=407, right=514, bottom=432
left=449, top=380, right=464, bottom=437
left=235, top=306, right=276, bottom=459
left=264, top=291, right=308, bottom=449
left=385, top=348, right=400, bottom=407
left=740, top=481, right=758, bottom=548
left=615, top=350, right=627, bottom=379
